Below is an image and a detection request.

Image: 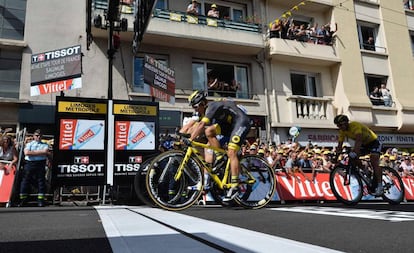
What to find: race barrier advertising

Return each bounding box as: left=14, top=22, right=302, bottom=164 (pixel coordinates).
left=273, top=172, right=414, bottom=202
left=113, top=100, right=159, bottom=184
left=52, top=96, right=159, bottom=188
left=0, top=165, right=16, bottom=204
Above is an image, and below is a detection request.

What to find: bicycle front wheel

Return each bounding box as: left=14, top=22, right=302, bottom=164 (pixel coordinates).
left=381, top=167, right=404, bottom=205
left=329, top=165, right=363, bottom=205
left=146, top=150, right=204, bottom=211
left=235, top=155, right=276, bottom=209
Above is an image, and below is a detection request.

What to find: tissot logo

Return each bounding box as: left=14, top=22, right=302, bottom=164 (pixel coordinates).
left=129, top=156, right=142, bottom=163
left=74, top=156, right=89, bottom=164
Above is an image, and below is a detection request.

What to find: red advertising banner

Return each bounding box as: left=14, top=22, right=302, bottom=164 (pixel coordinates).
left=0, top=165, right=16, bottom=203
left=275, top=172, right=414, bottom=201
left=31, top=77, right=82, bottom=96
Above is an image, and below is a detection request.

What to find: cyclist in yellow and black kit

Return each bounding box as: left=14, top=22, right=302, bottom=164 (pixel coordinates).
left=187, top=90, right=251, bottom=202
left=334, top=114, right=383, bottom=196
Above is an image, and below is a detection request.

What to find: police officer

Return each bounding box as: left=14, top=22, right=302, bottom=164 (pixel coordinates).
left=19, top=129, right=50, bottom=207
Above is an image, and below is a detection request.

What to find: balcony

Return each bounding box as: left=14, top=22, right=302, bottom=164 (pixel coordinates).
left=267, top=38, right=340, bottom=66
left=143, top=9, right=263, bottom=55
left=285, top=95, right=334, bottom=127
left=91, top=1, right=264, bottom=55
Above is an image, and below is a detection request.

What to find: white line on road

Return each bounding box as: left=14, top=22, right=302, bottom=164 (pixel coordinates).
left=96, top=206, right=344, bottom=253
left=270, top=206, right=414, bottom=222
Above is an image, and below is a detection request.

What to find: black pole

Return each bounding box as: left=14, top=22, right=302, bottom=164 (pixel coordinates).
left=107, top=20, right=115, bottom=100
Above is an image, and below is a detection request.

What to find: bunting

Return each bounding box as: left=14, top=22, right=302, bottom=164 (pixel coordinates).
left=269, top=0, right=310, bottom=28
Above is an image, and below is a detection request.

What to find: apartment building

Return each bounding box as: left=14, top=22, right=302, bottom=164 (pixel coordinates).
left=1, top=0, right=414, bottom=149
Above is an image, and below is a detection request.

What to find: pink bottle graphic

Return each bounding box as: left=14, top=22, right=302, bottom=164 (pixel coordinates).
left=72, top=122, right=104, bottom=150
left=127, top=125, right=152, bottom=150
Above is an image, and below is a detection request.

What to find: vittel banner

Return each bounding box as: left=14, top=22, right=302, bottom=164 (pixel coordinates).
left=52, top=96, right=108, bottom=187
left=30, top=45, right=82, bottom=96
left=112, top=100, right=159, bottom=183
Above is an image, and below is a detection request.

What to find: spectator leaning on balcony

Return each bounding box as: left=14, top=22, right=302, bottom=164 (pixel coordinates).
left=380, top=83, right=392, bottom=107
left=270, top=19, right=282, bottom=38
left=207, top=4, right=219, bottom=18
left=187, top=0, right=199, bottom=16
left=369, top=86, right=383, bottom=105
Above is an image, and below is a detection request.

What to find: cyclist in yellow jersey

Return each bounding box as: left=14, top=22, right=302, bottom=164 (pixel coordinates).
left=334, top=114, right=383, bottom=196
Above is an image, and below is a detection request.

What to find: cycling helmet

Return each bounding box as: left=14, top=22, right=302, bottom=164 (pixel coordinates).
left=334, top=114, right=349, bottom=124
left=188, top=90, right=207, bottom=106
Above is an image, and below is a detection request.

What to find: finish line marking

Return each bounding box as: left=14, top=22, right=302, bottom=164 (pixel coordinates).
left=270, top=206, right=414, bottom=222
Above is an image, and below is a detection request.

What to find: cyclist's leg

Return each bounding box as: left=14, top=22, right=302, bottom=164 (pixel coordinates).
left=223, top=118, right=250, bottom=201
left=367, top=140, right=383, bottom=195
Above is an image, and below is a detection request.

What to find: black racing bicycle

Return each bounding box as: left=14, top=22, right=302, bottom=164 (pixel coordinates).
left=329, top=152, right=404, bottom=205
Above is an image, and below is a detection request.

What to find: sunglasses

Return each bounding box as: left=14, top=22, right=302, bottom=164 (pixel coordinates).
left=34, top=134, right=41, bottom=137
left=192, top=102, right=202, bottom=109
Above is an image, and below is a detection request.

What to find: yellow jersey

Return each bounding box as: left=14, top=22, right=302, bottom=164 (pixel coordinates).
left=338, top=121, right=377, bottom=145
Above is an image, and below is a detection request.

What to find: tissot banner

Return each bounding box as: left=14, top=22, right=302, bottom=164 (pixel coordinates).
left=52, top=97, right=159, bottom=186
left=112, top=100, right=159, bottom=184
left=52, top=96, right=108, bottom=186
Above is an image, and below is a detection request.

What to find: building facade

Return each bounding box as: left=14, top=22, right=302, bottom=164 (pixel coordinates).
left=1, top=0, right=414, bottom=149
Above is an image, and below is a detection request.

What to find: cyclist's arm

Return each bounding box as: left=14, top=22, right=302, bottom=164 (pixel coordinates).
left=353, top=133, right=362, bottom=155
left=190, top=120, right=206, bottom=141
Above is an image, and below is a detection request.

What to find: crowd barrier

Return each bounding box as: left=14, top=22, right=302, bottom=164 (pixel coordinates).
left=272, top=172, right=414, bottom=201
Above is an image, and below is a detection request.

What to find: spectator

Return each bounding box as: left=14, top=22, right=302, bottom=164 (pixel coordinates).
left=0, top=135, right=18, bottom=175
left=207, top=4, right=219, bottom=18
left=315, top=25, right=327, bottom=44
left=295, top=24, right=308, bottom=42
left=369, top=86, right=383, bottom=105
left=297, top=151, right=314, bottom=181
left=380, top=153, right=394, bottom=168
left=364, top=36, right=375, bottom=51
left=270, top=19, right=282, bottom=38
left=280, top=18, right=290, bottom=39
left=399, top=156, right=414, bottom=178
left=186, top=0, right=199, bottom=16
left=284, top=151, right=310, bottom=181
left=379, top=83, right=392, bottom=107
left=18, top=129, right=50, bottom=207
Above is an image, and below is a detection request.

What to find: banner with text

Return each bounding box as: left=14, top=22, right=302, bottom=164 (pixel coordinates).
left=143, top=55, right=175, bottom=104
left=31, top=45, right=82, bottom=96
left=112, top=100, right=159, bottom=183
left=52, top=96, right=107, bottom=186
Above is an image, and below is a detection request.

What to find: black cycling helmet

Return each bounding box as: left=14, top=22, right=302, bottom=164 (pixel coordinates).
left=334, top=114, right=349, bottom=125
left=188, top=90, right=207, bottom=106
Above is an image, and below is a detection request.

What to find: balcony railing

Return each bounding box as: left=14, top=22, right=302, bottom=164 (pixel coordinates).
left=92, top=1, right=262, bottom=34
left=287, top=95, right=333, bottom=120
left=153, top=9, right=262, bottom=33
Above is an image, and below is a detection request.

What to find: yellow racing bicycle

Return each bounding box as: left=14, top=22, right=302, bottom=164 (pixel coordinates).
left=145, top=134, right=276, bottom=211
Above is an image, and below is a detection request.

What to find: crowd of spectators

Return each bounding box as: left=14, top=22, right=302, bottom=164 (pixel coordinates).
left=269, top=18, right=337, bottom=46
left=161, top=131, right=414, bottom=182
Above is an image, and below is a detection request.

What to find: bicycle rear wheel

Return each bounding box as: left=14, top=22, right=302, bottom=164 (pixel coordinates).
left=235, top=155, right=276, bottom=209
left=329, top=165, right=363, bottom=205
left=381, top=167, right=404, bottom=205
left=146, top=150, right=204, bottom=211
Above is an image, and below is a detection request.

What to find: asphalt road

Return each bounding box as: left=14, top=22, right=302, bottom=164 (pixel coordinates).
left=0, top=202, right=413, bottom=253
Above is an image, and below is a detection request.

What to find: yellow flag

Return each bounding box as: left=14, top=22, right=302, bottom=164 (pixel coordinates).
left=299, top=1, right=306, bottom=6
left=292, top=6, right=299, bottom=11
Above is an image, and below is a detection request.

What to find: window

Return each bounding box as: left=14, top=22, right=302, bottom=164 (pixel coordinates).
left=357, top=22, right=381, bottom=52
left=291, top=72, right=318, bottom=97
left=202, top=2, right=245, bottom=21
left=0, top=0, right=27, bottom=40
left=404, top=0, right=414, bottom=10
left=0, top=48, right=22, bottom=99
left=155, top=0, right=166, bottom=9
left=192, top=61, right=249, bottom=99
left=133, top=55, right=168, bottom=93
